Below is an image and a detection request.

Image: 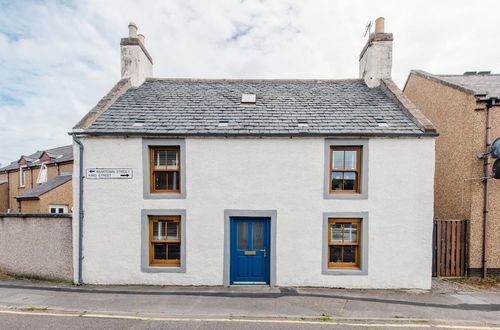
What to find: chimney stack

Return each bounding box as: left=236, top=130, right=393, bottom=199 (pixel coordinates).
left=359, top=17, right=393, bottom=88
left=120, top=22, right=153, bottom=87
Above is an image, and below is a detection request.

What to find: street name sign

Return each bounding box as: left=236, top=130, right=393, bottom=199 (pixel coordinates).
left=86, top=168, right=133, bottom=179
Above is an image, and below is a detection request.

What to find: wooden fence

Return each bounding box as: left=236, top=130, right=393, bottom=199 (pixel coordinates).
left=432, top=219, right=467, bottom=277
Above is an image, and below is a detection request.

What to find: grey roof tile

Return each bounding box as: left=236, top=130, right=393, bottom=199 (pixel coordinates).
left=84, top=79, right=425, bottom=136
left=437, top=73, right=500, bottom=98
left=0, top=145, right=73, bottom=172
left=15, top=172, right=72, bottom=199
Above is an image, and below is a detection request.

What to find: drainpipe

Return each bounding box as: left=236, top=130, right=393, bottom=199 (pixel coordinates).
left=73, top=136, right=84, bottom=285
left=480, top=97, right=497, bottom=278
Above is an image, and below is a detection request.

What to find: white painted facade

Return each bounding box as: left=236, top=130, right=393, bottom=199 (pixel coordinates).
left=73, top=136, right=435, bottom=289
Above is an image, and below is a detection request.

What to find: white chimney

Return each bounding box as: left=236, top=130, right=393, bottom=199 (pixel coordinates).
left=121, top=22, right=153, bottom=87
left=359, top=17, right=393, bottom=88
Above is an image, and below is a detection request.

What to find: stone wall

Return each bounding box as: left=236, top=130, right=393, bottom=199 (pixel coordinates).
left=0, top=213, right=73, bottom=281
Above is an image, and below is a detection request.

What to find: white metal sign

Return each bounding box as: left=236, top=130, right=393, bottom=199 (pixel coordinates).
left=86, top=168, right=133, bottom=179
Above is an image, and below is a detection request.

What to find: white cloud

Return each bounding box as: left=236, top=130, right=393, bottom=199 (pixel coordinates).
left=1, top=0, right=499, bottom=166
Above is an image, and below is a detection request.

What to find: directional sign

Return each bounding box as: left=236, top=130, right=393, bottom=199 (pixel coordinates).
left=86, top=168, right=133, bottom=179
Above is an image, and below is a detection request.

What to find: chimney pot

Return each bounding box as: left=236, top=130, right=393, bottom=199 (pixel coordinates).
left=128, top=22, right=138, bottom=38
left=375, top=17, right=384, bottom=33
left=137, top=34, right=145, bottom=45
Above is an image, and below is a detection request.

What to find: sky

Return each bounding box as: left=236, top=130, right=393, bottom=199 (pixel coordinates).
left=1, top=0, right=499, bottom=167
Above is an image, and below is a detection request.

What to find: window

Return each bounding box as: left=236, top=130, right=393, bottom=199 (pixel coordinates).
left=37, top=163, right=48, bottom=184
left=19, top=166, right=26, bottom=187
left=149, top=147, right=181, bottom=193
left=328, top=218, right=361, bottom=269
left=49, top=205, right=68, bottom=213
left=149, top=216, right=181, bottom=267
left=330, top=146, right=361, bottom=193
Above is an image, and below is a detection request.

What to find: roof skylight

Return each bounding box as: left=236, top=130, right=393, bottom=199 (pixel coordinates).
left=241, top=94, right=256, bottom=104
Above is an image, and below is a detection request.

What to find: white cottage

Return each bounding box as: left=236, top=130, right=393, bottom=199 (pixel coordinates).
left=71, top=19, right=437, bottom=289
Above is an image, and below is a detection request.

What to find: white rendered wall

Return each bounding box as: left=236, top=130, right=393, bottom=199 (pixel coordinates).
left=73, top=136, right=435, bottom=289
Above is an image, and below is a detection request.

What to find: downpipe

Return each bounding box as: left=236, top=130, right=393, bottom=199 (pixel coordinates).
left=481, top=97, right=496, bottom=278
left=73, top=136, right=84, bottom=285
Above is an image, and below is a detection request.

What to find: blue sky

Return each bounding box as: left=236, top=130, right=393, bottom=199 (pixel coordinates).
left=1, top=0, right=499, bottom=167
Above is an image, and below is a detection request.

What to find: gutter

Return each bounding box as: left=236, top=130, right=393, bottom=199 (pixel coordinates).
left=68, top=131, right=439, bottom=138
left=72, top=136, right=84, bottom=285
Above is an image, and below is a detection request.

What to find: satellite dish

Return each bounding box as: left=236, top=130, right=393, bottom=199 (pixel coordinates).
left=493, top=159, right=500, bottom=180
left=492, top=138, right=500, bottom=159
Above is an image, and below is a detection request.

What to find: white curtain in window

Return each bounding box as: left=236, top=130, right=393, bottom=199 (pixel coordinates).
left=37, top=164, right=48, bottom=184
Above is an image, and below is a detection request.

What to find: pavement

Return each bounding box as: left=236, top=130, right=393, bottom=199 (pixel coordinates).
left=0, top=278, right=498, bottom=329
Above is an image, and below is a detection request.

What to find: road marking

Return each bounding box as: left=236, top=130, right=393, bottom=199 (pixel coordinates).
left=451, top=294, right=489, bottom=305
left=0, top=309, right=498, bottom=329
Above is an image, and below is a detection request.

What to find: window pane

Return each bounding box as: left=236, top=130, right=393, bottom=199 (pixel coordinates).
left=167, top=172, right=179, bottom=190
left=344, top=151, right=357, bottom=170
left=330, top=224, right=342, bottom=243
left=154, top=243, right=167, bottom=260
left=154, top=172, right=167, bottom=190
left=155, top=150, right=179, bottom=170
left=154, top=172, right=179, bottom=191
left=344, top=224, right=358, bottom=243
left=252, top=222, right=264, bottom=250
left=343, top=246, right=356, bottom=263
left=237, top=222, right=248, bottom=250
left=167, top=243, right=181, bottom=260
left=154, top=150, right=167, bottom=169
left=166, top=151, right=179, bottom=170
left=50, top=208, right=56, bottom=214
left=332, top=151, right=344, bottom=169
left=343, top=172, right=356, bottom=191
left=153, top=221, right=166, bottom=240
left=331, top=172, right=344, bottom=190
left=330, top=246, right=342, bottom=263
left=167, top=222, right=178, bottom=240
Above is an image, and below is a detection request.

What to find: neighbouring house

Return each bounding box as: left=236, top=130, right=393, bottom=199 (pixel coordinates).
left=71, top=18, right=437, bottom=288
left=0, top=145, right=73, bottom=213
left=404, top=70, right=500, bottom=277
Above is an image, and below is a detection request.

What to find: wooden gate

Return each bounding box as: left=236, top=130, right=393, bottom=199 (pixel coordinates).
left=432, top=220, right=467, bottom=277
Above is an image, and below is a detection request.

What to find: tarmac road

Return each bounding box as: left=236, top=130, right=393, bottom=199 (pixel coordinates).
left=0, top=278, right=498, bottom=329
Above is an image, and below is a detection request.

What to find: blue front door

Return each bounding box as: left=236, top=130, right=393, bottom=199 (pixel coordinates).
left=230, top=217, right=270, bottom=285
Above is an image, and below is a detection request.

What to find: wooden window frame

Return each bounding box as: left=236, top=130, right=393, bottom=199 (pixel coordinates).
left=149, top=216, right=181, bottom=267
left=328, top=218, right=361, bottom=269
left=19, top=166, right=26, bottom=188
left=149, top=146, right=181, bottom=193
left=329, top=146, right=362, bottom=194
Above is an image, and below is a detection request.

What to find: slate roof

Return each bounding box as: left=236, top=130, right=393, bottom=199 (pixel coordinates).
left=15, top=172, right=72, bottom=200
left=411, top=70, right=500, bottom=99
left=437, top=73, right=500, bottom=99
left=0, top=145, right=73, bottom=172
left=81, top=79, right=429, bottom=136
